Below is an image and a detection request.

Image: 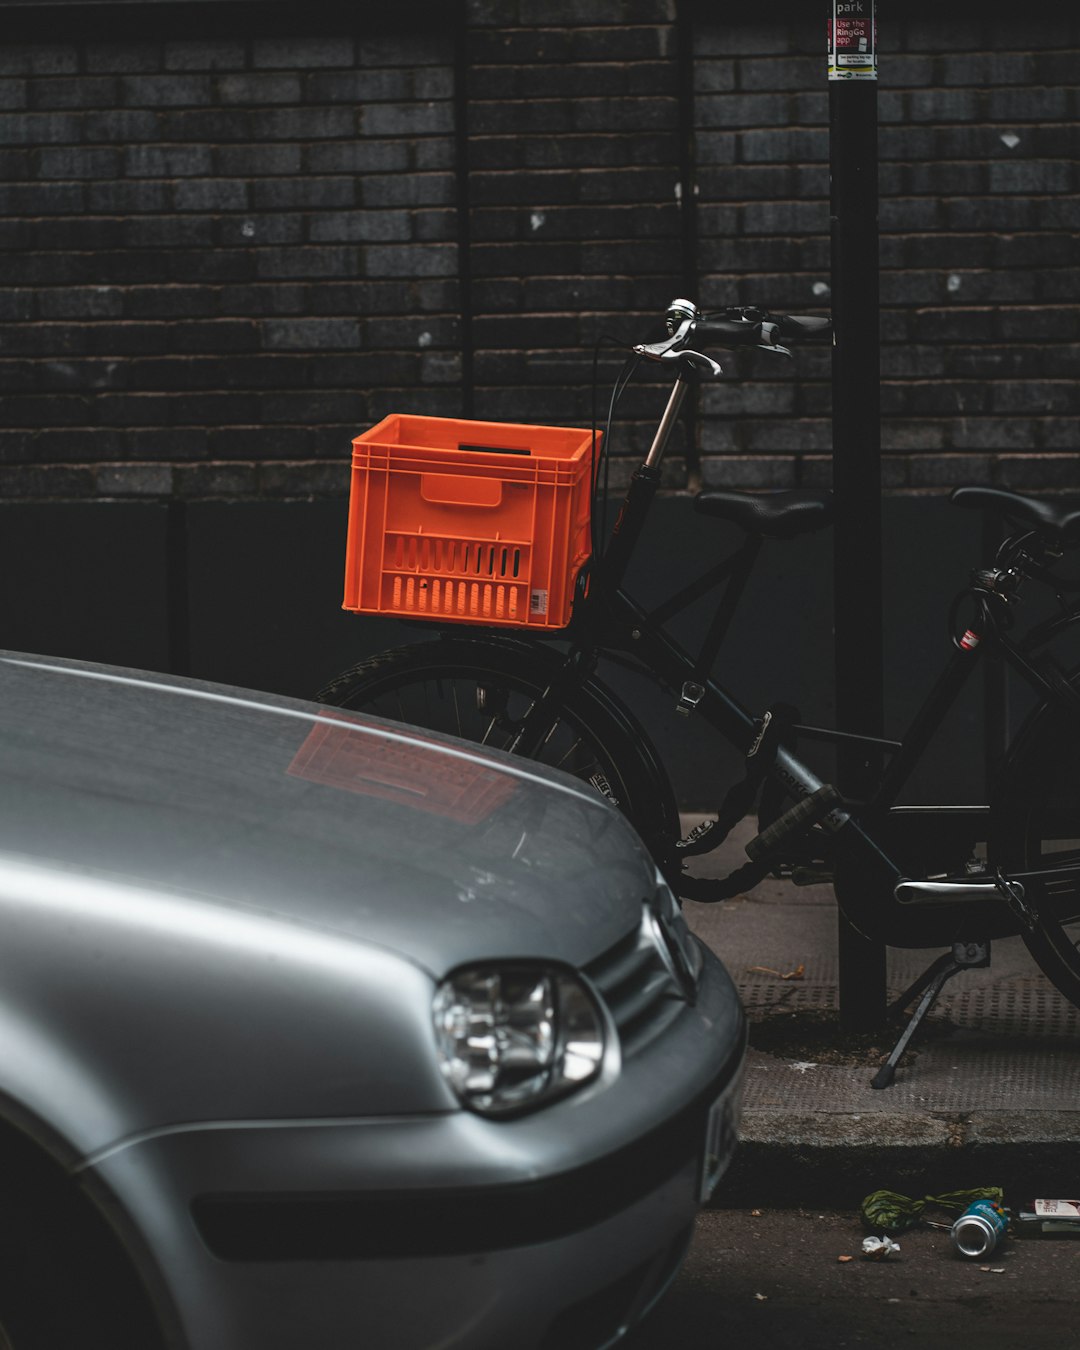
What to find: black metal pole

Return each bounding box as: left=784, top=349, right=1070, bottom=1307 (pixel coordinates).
left=828, top=0, right=887, bottom=1031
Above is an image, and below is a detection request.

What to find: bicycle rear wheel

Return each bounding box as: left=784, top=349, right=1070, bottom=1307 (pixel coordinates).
left=992, top=694, right=1080, bottom=1009
left=316, top=637, right=681, bottom=871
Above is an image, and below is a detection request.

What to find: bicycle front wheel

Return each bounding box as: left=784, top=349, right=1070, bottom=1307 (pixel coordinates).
left=993, top=694, right=1080, bottom=1009
left=316, top=637, right=681, bottom=869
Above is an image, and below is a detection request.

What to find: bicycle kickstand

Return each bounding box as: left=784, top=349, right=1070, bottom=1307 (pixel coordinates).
left=870, top=939, right=990, bottom=1090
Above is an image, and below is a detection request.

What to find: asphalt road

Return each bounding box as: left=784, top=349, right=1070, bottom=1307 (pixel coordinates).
left=624, top=1208, right=1080, bottom=1349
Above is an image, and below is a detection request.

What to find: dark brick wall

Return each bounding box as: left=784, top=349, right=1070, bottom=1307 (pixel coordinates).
left=0, top=0, right=1076, bottom=505
left=693, top=9, right=1080, bottom=492
left=0, top=3, right=461, bottom=503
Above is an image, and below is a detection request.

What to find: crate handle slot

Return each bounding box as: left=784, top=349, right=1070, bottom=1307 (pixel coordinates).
left=420, top=474, right=503, bottom=508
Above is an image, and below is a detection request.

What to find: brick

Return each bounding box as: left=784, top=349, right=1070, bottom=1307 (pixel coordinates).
left=160, top=109, right=253, bottom=142
left=878, top=54, right=935, bottom=87
left=120, top=287, right=218, bottom=319
left=941, top=53, right=1034, bottom=85
left=0, top=393, right=91, bottom=427
left=996, top=454, right=1080, bottom=488
left=83, top=110, right=160, bottom=143
left=364, top=244, right=457, bottom=278
left=29, top=74, right=115, bottom=112
left=258, top=107, right=355, bottom=140
left=96, top=463, right=174, bottom=496
left=305, top=141, right=410, bottom=174
left=1042, top=423, right=1080, bottom=450
left=880, top=198, right=943, bottom=230
left=124, top=216, right=214, bottom=249
left=253, top=36, right=355, bottom=69
left=998, top=308, right=1078, bottom=341
left=125, top=144, right=213, bottom=178
left=696, top=92, right=789, bottom=129
left=164, top=40, right=247, bottom=72
left=37, top=287, right=121, bottom=321
left=121, top=75, right=213, bottom=107
left=0, top=45, right=78, bottom=77
left=33, top=429, right=126, bottom=461
left=308, top=211, right=412, bottom=243
left=255, top=247, right=357, bottom=279
left=0, top=182, right=85, bottom=214
left=412, top=208, right=456, bottom=242
left=877, top=421, right=947, bottom=453
left=35, top=146, right=120, bottom=179
left=906, top=382, right=991, bottom=415
left=85, top=44, right=161, bottom=75
left=218, top=215, right=304, bottom=246
left=738, top=56, right=819, bottom=92
left=217, top=74, right=303, bottom=106
left=995, top=234, right=1076, bottom=268
left=993, top=382, right=1077, bottom=414
left=0, top=290, right=36, bottom=321
left=360, top=173, right=455, bottom=208
left=216, top=144, right=303, bottom=176
left=87, top=180, right=170, bottom=213
left=173, top=179, right=251, bottom=212
left=955, top=418, right=1036, bottom=450
left=910, top=88, right=982, bottom=123
left=738, top=128, right=827, bottom=164
left=259, top=461, right=351, bottom=497
left=695, top=24, right=793, bottom=57
left=175, top=463, right=259, bottom=498
left=305, top=69, right=411, bottom=103
left=741, top=201, right=828, bottom=235
left=0, top=80, right=27, bottom=110
left=260, top=392, right=369, bottom=425
left=41, top=219, right=125, bottom=253
left=1034, top=52, right=1080, bottom=85
left=124, top=428, right=209, bottom=459
left=986, top=87, right=1071, bottom=121
left=0, top=110, right=81, bottom=144
left=207, top=427, right=302, bottom=459
left=251, top=177, right=355, bottom=210
left=944, top=197, right=1034, bottom=231
left=905, top=22, right=986, bottom=53
left=0, top=465, right=94, bottom=497
left=261, top=318, right=361, bottom=350
left=167, top=391, right=263, bottom=425
left=216, top=284, right=306, bottom=316
left=988, top=161, right=1074, bottom=194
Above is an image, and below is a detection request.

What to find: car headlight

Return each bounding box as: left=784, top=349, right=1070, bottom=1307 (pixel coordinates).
left=432, top=964, right=605, bottom=1117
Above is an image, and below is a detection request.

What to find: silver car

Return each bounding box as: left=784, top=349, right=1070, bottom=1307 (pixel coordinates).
left=0, top=650, right=745, bottom=1350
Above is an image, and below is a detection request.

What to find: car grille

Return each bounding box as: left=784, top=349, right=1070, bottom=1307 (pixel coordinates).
left=584, top=910, right=689, bottom=1058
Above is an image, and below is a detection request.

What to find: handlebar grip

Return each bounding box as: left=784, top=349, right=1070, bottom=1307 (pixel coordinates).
left=693, top=318, right=764, bottom=347
left=776, top=315, right=832, bottom=339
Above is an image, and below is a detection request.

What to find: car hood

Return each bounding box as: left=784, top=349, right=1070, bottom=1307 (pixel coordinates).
left=0, top=653, right=656, bottom=975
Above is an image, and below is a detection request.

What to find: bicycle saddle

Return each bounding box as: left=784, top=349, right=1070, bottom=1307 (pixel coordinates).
left=694, top=489, right=834, bottom=539
left=951, top=487, right=1080, bottom=545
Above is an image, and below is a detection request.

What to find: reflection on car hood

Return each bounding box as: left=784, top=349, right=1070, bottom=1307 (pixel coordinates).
left=0, top=653, right=655, bottom=974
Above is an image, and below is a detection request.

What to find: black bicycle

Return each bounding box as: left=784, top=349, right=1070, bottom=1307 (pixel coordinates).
left=318, top=299, right=1080, bottom=1085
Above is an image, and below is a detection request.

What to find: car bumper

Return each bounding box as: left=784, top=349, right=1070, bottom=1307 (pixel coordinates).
left=85, top=948, right=744, bottom=1350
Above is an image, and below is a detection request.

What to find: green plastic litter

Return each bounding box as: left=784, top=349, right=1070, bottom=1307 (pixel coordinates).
left=861, top=1187, right=1005, bottom=1233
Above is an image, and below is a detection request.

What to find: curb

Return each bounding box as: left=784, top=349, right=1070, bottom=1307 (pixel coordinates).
left=715, top=1110, right=1080, bottom=1208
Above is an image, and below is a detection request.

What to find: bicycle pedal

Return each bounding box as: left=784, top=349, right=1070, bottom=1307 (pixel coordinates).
left=676, top=816, right=729, bottom=858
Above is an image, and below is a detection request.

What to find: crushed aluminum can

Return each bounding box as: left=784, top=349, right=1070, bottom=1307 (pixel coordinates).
left=861, top=1235, right=900, bottom=1261
left=951, top=1198, right=1009, bottom=1258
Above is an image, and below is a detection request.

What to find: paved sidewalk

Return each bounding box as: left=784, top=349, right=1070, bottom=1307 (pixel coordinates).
left=681, top=816, right=1080, bottom=1207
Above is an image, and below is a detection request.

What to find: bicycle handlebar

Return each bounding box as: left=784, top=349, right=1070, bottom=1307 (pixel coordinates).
left=634, top=300, right=831, bottom=370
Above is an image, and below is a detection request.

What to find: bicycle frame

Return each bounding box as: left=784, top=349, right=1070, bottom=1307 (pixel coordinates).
left=516, top=372, right=1080, bottom=947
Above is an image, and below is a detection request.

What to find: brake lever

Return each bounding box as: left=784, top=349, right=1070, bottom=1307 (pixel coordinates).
left=634, top=318, right=694, bottom=361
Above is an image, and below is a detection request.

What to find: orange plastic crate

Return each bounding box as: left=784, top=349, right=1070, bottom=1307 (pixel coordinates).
left=342, top=414, right=599, bottom=630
